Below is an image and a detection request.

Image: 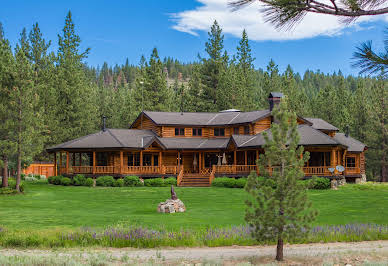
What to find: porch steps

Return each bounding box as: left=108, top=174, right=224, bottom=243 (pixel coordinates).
left=179, top=174, right=210, bottom=187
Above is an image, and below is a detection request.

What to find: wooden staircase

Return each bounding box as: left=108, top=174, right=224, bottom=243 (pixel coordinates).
left=179, top=173, right=211, bottom=187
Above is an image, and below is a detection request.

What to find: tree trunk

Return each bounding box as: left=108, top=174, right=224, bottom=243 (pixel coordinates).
left=380, top=86, right=387, bottom=182
left=15, top=102, right=22, bottom=192
left=276, top=237, right=284, bottom=261
left=2, top=155, right=8, bottom=187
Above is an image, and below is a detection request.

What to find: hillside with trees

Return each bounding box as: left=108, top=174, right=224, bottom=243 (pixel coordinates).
left=0, top=14, right=386, bottom=183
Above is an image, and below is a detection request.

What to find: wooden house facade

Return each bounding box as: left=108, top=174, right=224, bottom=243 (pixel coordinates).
left=47, top=93, right=367, bottom=186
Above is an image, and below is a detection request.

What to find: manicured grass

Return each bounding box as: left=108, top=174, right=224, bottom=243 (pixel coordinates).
left=0, top=183, right=387, bottom=231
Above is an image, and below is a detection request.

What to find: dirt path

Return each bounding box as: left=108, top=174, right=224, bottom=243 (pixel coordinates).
left=2, top=240, right=388, bottom=264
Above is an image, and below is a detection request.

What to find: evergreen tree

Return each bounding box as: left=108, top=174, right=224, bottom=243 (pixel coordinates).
left=245, top=101, right=317, bottom=261
left=54, top=11, right=97, bottom=143
left=9, top=43, right=44, bottom=192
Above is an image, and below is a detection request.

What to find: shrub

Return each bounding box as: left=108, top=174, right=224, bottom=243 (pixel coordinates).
left=84, top=178, right=94, bottom=187
left=96, top=176, right=115, bottom=187
left=144, top=178, right=164, bottom=187
left=164, top=177, right=177, bottom=186
left=60, top=177, right=72, bottom=186
left=21, top=173, right=26, bottom=180
left=310, top=177, right=331, bottom=189
left=212, top=177, right=236, bottom=188
left=114, top=179, right=124, bottom=187
left=73, top=174, right=86, bottom=186
left=235, top=178, right=247, bottom=188
left=0, top=178, right=24, bottom=193
left=48, top=175, right=63, bottom=185
left=123, top=176, right=143, bottom=187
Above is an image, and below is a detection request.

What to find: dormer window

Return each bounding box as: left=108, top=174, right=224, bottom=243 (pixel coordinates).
left=193, top=128, right=202, bottom=136
left=233, top=127, right=239, bottom=135
left=175, top=128, right=185, bottom=136
left=214, top=128, right=225, bottom=137
left=244, top=125, right=250, bottom=135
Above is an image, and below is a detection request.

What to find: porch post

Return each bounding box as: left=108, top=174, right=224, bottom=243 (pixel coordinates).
left=54, top=152, right=57, bottom=176
left=244, top=150, right=248, bottom=165
left=120, top=151, right=123, bottom=174
left=199, top=152, right=202, bottom=173
left=331, top=149, right=337, bottom=174
left=66, top=151, right=69, bottom=174
left=140, top=150, right=143, bottom=167
left=159, top=151, right=162, bottom=166
left=234, top=150, right=237, bottom=165
left=93, top=151, right=96, bottom=174
left=178, top=151, right=181, bottom=169
left=59, top=152, right=62, bottom=174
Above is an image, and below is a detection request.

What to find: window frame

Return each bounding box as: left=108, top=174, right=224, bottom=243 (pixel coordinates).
left=244, top=125, right=250, bottom=135
left=175, top=128, right=185, bottom=136
left=214, top=128, right=225, bottom=137
left=192, top=128, right=202, bottom=136
left=346, top=156, right=356, bottom=168
left=233, top=127, right=239, bottom=135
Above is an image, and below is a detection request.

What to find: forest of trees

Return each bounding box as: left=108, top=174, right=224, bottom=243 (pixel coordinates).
left=0, top=12, right=386, bottom=182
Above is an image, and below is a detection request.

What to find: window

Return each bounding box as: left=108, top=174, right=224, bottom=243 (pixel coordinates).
left=175, top=128, right=185, bottom=136
left=143, top=154, right=152, bottom=166
left=193, top=128, right=202, bottom=136
left=128, top=153, right=140, bottom=166
left=97, top=152, right=108, bottom=166
left=214, top=128, right=225, bottom=136
left=233, top=127, right=239, bottom=135
left=244, top=125, right=250, bottom=135
left=346, top=157, right=356, bottom=167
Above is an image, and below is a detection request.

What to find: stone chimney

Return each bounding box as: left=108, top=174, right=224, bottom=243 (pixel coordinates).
left=268, top=92, right=284, bottom=111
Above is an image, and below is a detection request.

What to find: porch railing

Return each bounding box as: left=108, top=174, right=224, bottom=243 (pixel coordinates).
left=213, top=165, right=258, bottom=175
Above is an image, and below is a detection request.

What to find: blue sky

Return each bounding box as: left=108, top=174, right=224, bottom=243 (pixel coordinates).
left=1, top=0, right=387, bottom=75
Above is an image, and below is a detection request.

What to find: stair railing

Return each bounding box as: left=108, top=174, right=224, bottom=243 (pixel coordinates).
left=177, top=166, right=184, bottom=186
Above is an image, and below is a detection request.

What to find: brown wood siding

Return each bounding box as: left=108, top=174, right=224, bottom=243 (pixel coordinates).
left=253, top=117, right=271, bottom=134
left=182, top=153, right=193, bottom=171
left=163, top=152, right=177, bottom=165
left=360, top=152, right=365, bottom=174
left=132, top=115, right=161, bottom=136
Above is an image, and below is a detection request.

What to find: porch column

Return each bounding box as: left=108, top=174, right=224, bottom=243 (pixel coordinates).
left=244, top=151, right=248, bottom=165
left=54, top=152, right=57, bottom=176
left=140, top=150, right=143, bottom=166
left=331, top=149, right=337, bottom=174
left=93, top=151, right=96, bottom=174
left=59, top=152, right=62, bottom=174
left=234, top=150, right=237, bottom=165
left=159, top=151, right=162, bottom=166
left=177, top=151, right=181, bottom=169
left=199, top=152, right=202, bottom=173
left=120, top=151, right=123, bottom=174
left=66, top=151, right=69, bottom=174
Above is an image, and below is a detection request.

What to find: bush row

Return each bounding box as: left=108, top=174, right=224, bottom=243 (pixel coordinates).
left=211, top=177, right=247, bottom=188
left=211, top=176, right=331, bottom=190
left=48, top=175, right=177, bottom=187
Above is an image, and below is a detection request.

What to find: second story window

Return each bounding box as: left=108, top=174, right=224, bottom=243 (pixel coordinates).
left=233, top=127, right=239, bottom=135
left=193, top=128, right=202, bottom=136
left=175, top=128, right=185, bottom=136
left=214, top=128, right=225, bottom=137
left=244, top=125, right=250, bottom=135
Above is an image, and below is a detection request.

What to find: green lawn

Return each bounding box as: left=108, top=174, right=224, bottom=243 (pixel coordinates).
left=0, top=183, right=387, bottom=231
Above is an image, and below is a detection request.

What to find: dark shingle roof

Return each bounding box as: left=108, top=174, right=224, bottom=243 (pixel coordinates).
left=231, top=125, right=339, bottom=148
left=305, top=118, right=339, bottom=131
left=333, top=133, right=366, bottom=152
left=137, top=110, right=271, bottom=126
left=46, top=129, right=156, bottom=151
left=157, top=137, right=229, bottom=150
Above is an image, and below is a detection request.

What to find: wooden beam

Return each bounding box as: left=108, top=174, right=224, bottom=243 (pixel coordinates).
left=199, top=152, right=202, bottom=173
left=177, top=151, right=180, bottom=168
left=159, top=151, right=162, bottom=166
left=244, top=150, right=248, bottom=165
left=140, top=150, right=143, bottom=166
left=120, top=151, right=123, bottom=174
left=66, top=151, right=69, bottom=174
left=93, top=151, right=96, bottom=174
left=54, top=153, right=57, bottom=176
left=234, top=150, right=237, bottom=165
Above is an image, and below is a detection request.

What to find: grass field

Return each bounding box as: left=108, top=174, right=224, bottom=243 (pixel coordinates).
left=1, top=182, right=388, bottom=231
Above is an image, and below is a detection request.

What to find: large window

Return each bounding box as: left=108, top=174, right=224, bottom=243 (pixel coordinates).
left=193, top=128, right=202, bottom=136
left=175, top=128, right=185, bottom=136
left=346, top=157, right=356, bottom=167
left=214, top=128, right=225, bottom=137
left=128, top=153, right=140, bottom=166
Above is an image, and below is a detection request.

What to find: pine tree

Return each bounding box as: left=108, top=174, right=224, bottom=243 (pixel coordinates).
left=0, top=34, right=15, bottom=188
left=54, top=11, right=98, bottom=143
left=245, top=101, right=317, bottom=261
left=9, top=43, right=44, bottom=192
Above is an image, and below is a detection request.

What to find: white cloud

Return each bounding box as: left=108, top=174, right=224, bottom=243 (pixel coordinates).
left=170, top=0, right=387, bottom=41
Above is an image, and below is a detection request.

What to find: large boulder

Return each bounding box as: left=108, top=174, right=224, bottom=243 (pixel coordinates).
left=157, top=199, right=186, bottom=213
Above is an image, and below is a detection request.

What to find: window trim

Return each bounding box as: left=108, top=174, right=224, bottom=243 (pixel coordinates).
left=346, top=156, right=356, bottom=168
left=233, top=127, right=239, bottom=135
left=244, top=125, right=250, bottom=135
left=192, top=128, right=202, bottom=136
left=175, top=128, right=185, bottom=136
left=214, top=128, right=225, bottom=137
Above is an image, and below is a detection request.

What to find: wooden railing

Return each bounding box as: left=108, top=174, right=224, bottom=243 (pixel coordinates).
left=122, top=166, right=161, bottom=174
left=303, top=166, right=330, bottom=176
left=344, top=167, right=360, bottom=175
left=213, top=165, right=258, bottom=174
left=177, top=166, right=184, bottom=186
left=95, top=166, right=117, bottom=174
left=163, top=165, right=178, bottom=174
left=71, top=166, right=93, bottom=174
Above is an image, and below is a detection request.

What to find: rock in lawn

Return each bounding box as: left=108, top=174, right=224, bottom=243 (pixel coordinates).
left=157, top=185, right=186, bottom=213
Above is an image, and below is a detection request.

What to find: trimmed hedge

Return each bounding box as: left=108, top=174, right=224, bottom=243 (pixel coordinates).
left=60, top=177, right=72, bottom=186
left=85, top=178, right=94, bottom=187
left=164, top=177, right=177, bottom=186
left=96, top=176, right=115, bottom=187
left=73, top=174, right=86, bottom=186
left=113, top=179, right=124, bottom=187
left=211, top=177, right=247, bottom=188
left=123, top=176, right=143, bottom=187
left=144, top=178, right=164, bottom=187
